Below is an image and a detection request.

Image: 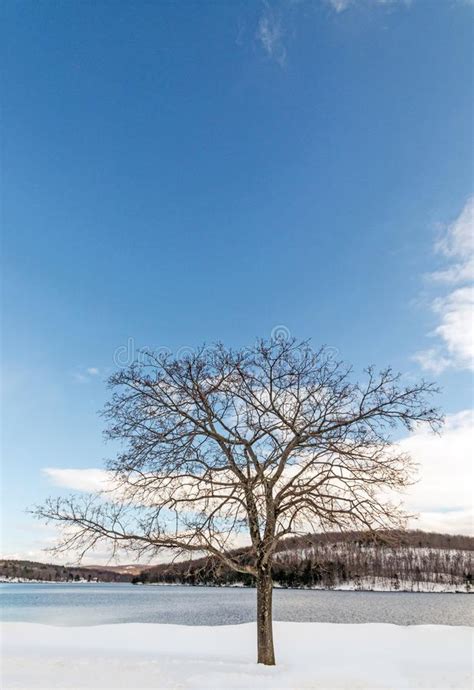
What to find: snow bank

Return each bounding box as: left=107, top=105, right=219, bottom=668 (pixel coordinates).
left=1, top=621, right=472, bottom=689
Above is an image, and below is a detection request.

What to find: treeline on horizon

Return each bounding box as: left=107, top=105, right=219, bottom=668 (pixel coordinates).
left=0, top=559, right=131, bottom=583
left=132, top=530, right=473, bottom=590
left=2, top=530, right=472, bottom=587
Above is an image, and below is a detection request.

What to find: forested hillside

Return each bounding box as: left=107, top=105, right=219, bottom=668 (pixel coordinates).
left=133, top=530, right=473, bottom=592
left=2, top=531, right=472, bottom=591
left=0, top=559, right=132, bottom=583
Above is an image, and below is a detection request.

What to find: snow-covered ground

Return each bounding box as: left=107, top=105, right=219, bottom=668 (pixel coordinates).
left=0, top=578, right=95, bottom=584
left=306, top=577, right=471, bottom=593
left=1, top=621, right=472, bottom=689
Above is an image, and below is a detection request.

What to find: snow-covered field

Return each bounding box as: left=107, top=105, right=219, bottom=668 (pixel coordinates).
left=1, top=621, right=472, bottom=689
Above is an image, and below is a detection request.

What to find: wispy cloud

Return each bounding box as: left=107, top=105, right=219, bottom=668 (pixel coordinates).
left=325, top=0, right=412, bottom=12
left=73, top=367, right=101, bottom=383
left=325, top=0, right=472, bottom=11
left=255, top=1, right=468, bottom=65
left=72, top=373, right=88, bottom=383
left=256, top=4, right=287, bottom=66
left=432, top=198, right=474, bottom=285
left=414, top=197, right=474, bottom=374
left=326, top=0, right=352, bottom=11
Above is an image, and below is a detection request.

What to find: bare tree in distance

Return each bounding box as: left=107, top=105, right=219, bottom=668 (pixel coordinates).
left=35, top=337, right=442, bottom=665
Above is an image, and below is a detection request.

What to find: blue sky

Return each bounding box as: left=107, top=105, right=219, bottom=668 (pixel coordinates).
left=2, top=0, right=473, bottom=559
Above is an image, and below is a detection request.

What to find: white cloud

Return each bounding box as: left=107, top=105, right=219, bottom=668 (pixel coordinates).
left=256, top=6, right=286, bottom=66
left=432, top=197, right=474, bottom=285
left=411, top=510, right=472, bottom=536
left=0, top=545, right=133, bottom=567
left=400, top=410, right=473, bottom=535
left=412, top=348, right=451, bottom=376
left=432, top=287, right=474, bottom=369
left=42, top=468, right=112, bottom=493
left=87, top=367, right=100, bottom=376
left=414, top=197, right=474, bottom=373
left=42, top=410, right=473, bottom=536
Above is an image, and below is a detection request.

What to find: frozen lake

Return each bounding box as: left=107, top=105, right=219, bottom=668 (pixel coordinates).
left=1, top=583, right=472, bottom=626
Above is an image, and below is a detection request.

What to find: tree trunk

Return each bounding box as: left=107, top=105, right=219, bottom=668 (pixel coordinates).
left=256, top=567, right=275, bottom=665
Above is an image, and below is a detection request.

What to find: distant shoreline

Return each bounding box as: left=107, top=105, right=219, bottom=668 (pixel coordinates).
left=1, top=578, right=471, bottom=593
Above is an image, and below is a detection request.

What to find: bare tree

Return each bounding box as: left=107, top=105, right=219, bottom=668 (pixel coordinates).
left=35, top=337, right=441, bottom=665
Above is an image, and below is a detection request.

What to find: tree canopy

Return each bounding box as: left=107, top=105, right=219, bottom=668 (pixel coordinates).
left=35, top=337, right=441, bottom=663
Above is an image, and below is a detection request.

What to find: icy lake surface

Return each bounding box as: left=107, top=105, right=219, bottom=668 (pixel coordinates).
left=1, top=583, right=472, bottom=626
